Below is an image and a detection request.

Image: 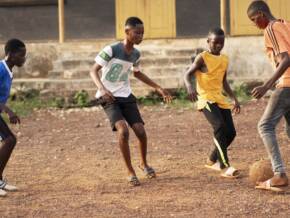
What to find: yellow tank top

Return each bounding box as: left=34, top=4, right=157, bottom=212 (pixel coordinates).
left=195, top=51, right=232, bottom=110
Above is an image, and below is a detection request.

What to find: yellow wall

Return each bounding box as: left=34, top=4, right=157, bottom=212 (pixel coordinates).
left=115, top=0, right=176, bottom=39
left=230, top=0, right=290, bottom=36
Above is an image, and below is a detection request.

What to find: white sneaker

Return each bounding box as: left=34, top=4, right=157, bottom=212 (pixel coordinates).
left=0, top=189, right=7, bottom=197
left=0, top=180, right=18, bottom=191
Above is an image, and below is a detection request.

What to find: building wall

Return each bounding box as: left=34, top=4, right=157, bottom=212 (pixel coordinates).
left=0, top=0, right=115, bottom=41
left=176, top=0, right=220, bottom=37
left=0, top=37, right=272, bottom=82
left=0, top=0, right=221, bottom=41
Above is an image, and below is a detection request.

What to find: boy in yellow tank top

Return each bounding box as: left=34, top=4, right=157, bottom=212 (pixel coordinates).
left=184, top=28, right=241, bottom=178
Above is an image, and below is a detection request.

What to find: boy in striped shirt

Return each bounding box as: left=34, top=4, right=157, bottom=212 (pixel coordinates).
left=248, top=0, right=290, bottom=192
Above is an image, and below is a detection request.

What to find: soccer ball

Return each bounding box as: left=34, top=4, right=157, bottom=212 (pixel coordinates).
left=249, top=159, right=274, bottom=185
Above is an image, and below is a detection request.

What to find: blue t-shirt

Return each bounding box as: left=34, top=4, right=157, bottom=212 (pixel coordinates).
left=0, top=60, right=13, bottom=104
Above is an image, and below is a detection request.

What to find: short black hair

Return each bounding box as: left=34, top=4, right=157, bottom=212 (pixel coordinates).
left=5, top=38, right=25, bottom=55
left=125, top=17, right=143, bottom=28
left=247, top=0, right=271, bottom=17
left=208, top=27, right=225, bottom=37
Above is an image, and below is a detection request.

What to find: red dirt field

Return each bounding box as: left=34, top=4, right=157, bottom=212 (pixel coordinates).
left=1, top=99, right=290, bottom=217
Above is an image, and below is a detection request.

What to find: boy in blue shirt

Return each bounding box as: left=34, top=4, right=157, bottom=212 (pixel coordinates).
left=90, top=17, right=171, bottom=186
left=0, top=39, right=26, bottom=196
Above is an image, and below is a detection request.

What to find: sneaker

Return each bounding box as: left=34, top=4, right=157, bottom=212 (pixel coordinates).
left=0, top=189, right=7, bottom=197
left=0, top=179, right=18, bottom=191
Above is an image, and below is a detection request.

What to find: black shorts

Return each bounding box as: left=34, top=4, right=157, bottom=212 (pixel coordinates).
left=0, top=115, right=14, bottom=141
left=100, top=94, right=144, bottom=131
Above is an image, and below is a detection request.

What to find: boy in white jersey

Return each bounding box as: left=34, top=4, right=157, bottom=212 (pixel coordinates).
left=90, top=17, right=171, bottom=186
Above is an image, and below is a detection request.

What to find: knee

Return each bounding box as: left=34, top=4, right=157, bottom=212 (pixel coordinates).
left=117, top=125, right=129, bottom=141
left=5, top=135, right=17, bottom=148
left=215, top=124, right=236, bottom=143
left=214, top=122, right=227, bottom=136
left=258, top=119, right=273, bottom=136
left=228, top=129, right=236, bottom=141
left=133, top=124, right=147, bottom=140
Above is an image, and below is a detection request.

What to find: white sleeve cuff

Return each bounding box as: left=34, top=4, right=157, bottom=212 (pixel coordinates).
left=95, top=56, right=107, bottom=67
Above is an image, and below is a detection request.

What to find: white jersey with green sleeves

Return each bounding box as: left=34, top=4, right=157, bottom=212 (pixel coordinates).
left=95, top=42, right=141, bottom=98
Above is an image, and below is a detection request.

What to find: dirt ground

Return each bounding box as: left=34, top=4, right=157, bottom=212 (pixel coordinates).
left=1, top=99, right=290, bottom=218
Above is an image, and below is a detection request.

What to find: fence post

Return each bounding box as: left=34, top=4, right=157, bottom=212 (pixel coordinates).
left=58, top=0, right=65, bottom=43
left=220, top=0, right=227, bottom=35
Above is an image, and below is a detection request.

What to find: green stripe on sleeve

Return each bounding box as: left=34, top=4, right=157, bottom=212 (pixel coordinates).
left=99, top=51, right=111, bottom=62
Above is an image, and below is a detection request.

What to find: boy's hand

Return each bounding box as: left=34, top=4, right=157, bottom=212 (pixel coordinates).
left=186, top=86, right=198, bottom=102
left=251, top=85, right=269, bottom=99
left=232, top=100, right=241, bottom=114
left=7, top=111, right=20, bottom=124
left=100, top=87, right=115, bottom=103
left=156, top=87, right=172, bottom=104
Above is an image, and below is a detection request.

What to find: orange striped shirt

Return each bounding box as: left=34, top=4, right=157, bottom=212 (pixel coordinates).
left=264, top=19, right=290, bottom=88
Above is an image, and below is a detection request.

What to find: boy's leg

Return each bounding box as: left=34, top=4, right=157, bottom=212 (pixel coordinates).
left=220, top=108, right=236, bottom=148
left=120, top=94, right=155, bottom=176
left=101, top=100, right=136, bottom=177
left=208, top=109, right=236, bottom=163
left=0, top=116, right=17, bottom=180
left=131, top=123, right=148, bottom=168
left=208, top=148, right=218, bottom=163
left=256, top=89, right=290, bottom=188
left=131, top=123, right=156, bottom=178
left=115, top=120, right=136, bottom=177
left=202, top=103, right=231, bottom=168
left=258, top=89, right=290, bottom=176
left=0, top=116, right=18, bottom=192
left=258, top=89, right=290, bottom=174
left=0, top=136, right=17, bottom=179
left=285, top=110, right=290, bottom=138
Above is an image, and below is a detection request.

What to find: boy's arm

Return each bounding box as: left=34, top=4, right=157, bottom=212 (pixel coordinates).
left=252, top=52, right=290, bottom=99
left=223, top=73, right=240, bottom=114
left=183, top=55, right=203, bottom=101
left=90, top=63, right=114, bottom=102
left=133, top=71, right=172, bottom=103
left=0, top=103, right=20, bottom=124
